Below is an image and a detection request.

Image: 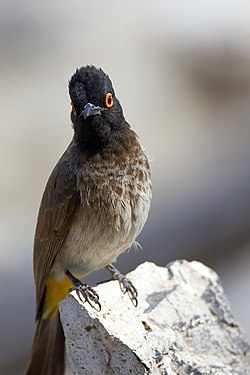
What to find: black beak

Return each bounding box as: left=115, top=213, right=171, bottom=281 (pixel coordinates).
left=79, top=103, right=102, bottom=119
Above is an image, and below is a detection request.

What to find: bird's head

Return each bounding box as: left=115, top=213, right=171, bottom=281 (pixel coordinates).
left=69, top=66, right=125, bottom=153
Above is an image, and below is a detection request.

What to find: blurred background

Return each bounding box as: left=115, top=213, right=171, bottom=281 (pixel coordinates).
left=0, top=0, right=250, bottom=373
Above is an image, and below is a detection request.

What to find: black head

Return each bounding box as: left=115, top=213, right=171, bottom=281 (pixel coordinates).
left=69, top=65, right=126, bottom=153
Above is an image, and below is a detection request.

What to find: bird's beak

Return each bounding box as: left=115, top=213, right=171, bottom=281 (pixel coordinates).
left=79, top=103, right=102, bottom=119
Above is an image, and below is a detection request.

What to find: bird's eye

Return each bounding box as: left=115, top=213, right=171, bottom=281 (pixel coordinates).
left=105, top=93, right=114, bottom=109
left=71, top=101, right=77, bottom=117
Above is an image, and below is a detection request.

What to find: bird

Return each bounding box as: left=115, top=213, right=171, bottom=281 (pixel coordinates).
left=26, top=65, right=152, bottom=375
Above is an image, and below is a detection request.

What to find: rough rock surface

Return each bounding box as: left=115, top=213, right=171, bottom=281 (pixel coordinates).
left=59, top=261, right=250, bottom=374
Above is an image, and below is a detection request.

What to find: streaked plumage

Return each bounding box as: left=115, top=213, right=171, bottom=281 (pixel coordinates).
left=27, top=65, right=151, bottom=375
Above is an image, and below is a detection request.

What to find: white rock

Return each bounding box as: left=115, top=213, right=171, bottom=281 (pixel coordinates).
left=59, top=260, right=250, bottom=374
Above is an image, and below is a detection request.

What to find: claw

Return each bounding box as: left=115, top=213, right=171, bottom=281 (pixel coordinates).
left=106, top=264, right=138, bottom=307
left=117, top=275, right=138, bottom=307
left=127, top=287, right=138, bottom=307
left=71, top=284, right=102, bottom=312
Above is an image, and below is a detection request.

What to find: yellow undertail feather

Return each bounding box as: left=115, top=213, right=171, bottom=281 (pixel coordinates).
left=26, top=277, right=71, bottom=374
left=42, top=276, right=73, bottom=319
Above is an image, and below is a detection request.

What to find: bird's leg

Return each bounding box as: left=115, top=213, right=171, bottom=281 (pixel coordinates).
left=106, top=264, right=138, bottom=307
left=65, top=270, right=101, bottom=311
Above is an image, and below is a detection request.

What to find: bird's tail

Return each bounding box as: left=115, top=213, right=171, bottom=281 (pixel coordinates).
left=26, top=312, right=65, bottom=375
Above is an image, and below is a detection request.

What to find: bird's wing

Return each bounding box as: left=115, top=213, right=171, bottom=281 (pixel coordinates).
left=33, top=145, right=80, bottom=318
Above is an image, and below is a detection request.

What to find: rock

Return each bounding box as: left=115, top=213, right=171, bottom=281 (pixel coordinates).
left=59, top=261, right=250, bottom=374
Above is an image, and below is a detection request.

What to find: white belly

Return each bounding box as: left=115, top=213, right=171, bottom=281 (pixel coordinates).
left=51, top=149, right=152, bottom=279
left=52, top=184, right=151, bottom=279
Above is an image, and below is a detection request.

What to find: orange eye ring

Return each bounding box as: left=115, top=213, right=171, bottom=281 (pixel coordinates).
left=105, top=93, right=114, bottom=109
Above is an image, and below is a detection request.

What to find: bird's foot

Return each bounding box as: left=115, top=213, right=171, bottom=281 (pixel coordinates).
left=106, top=264, right=138, bottom=307
left=66, top=270, right=101, bottom=311
left=70, top=283, right=101, bottom=311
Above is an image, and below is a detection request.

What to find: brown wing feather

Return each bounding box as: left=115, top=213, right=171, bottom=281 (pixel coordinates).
left=33, top=143, right=80, bottom=318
